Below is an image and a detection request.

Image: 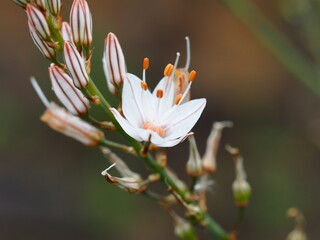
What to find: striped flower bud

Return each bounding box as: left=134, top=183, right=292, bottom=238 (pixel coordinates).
left=41, top=103, right=103, bottom=146
left=103, top=32, right=127, bottom=94
left=63, top=40, right=90, bottom=89
left=49, top=64, right=90, bottom=116
left=12, top=0, right=29, bottom=8
left=70, top=0, right=93, bottom=47
left=26, top=4, right=51, bottom=40
left=34, top=0, right=47, bottom=10
left=28, top=20, right=56, bottom=60
left=47, top=0, right=61, bottom=16
left=61, top=22, right=73, bottom=42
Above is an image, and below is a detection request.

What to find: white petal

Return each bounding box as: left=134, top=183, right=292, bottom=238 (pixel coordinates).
left=110, top=108, right=143, bottom=141
left=150, top=132, right=191, bottom=147
left=153, top=76, right=175, bottom=117
left=164, top=98, right=206, bottom=140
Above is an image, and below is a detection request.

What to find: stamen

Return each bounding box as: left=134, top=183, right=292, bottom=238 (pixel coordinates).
left=30, top=77, right=50, bottom=107
left=170, top=52, right=180, bottom=80
left=101, top=162, right=116, bottom=176
left=140, top=81, right=148, bottom=91
left=156, top=89, right=164, bottom=98
left=184, top=36, right=191, bottom=70
left=143, top=57, right=149, bottom=70
left=175, top=93, right=183, bottom=105
left=143, top=121, right=165, bottom=137
left=164, top=64, right=174, bottom=76
left=142, top=57, right=149, bottom=82
left=189, top=70, right=196, bottom=82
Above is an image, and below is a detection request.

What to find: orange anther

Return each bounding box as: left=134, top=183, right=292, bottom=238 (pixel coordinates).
left=143, top=58, right=149, bottom=70
left=189, top=70, right=196, bottom=82
left=164, top=64, right=174, bottom=76
left=156, top=89, right=164, bottom=98
left=141, top=81, right=148, bottom=91
left=175, top=93, right=183, bottom=105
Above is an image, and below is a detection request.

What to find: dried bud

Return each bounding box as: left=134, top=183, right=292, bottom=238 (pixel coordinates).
left=33, top=0, right=46, bottom=10
left=101, top=163, right=146, bottom=194
left=227, top=145, right=251, bottom=206
left=26, top=4, right=51, bottom=40
left=70, top=0, right=93, bottom=47
left=61, top=22, right=73, bottom=42
left=186, top=135, right=203, bottom=177
left=49, top=64, right=90, bottom=116
left=47, top=0, right=61, bottom=16
left=41, top=103, right=103, bottom=146
left=12, top=0, right=29, bottom=8
left=63, top=40, right=90, bottom=89
left=286, top=208, right=307, bottom=240
left=103, top=32, right=127, bottom=94
left=202, top=121, right=233, bottom=173
left=28, top=20, right=56, bottom=60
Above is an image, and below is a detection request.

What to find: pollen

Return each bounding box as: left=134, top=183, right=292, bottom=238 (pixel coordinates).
left=140, top=81, right=148, bottom=91
left=143, top=58, right=149, bottom=70
left=156, top=89, right=164, bottom=98
left=164, top=64, right=174, bottom=76
left=189, top=70, right=196, bottom=82
left=175, top=93, right=183, bottom=105
left=143, top=121, right=165, bottom=137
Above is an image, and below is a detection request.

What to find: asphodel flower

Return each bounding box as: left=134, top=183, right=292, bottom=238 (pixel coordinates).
left=110, top=56, right=206, bottom=147
left=28, top=20, right=56, bottom=60
left=63, top=40, right=90, bottom=89
left=102, top=32, right=127, bottom=95
left=49, top=64, right=90, bottom=116
left=31, top=78, right=103, bottom=146
left=70, top=0, right=93, bottom=47
left=26, top=4, right=51, bottom=40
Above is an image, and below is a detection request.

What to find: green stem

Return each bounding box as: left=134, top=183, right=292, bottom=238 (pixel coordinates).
left=203, top=212, right=230, bottom=240
left=232, top=206, right=246, bottom=238
left=220, top=0, right=320, bottom=96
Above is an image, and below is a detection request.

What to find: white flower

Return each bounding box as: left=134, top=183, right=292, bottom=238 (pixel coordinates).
left=110, top=57, right=206, bottom=147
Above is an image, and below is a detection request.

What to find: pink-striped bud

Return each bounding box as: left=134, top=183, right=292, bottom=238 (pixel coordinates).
left=63, top=41, right=90, bottom=89
left=33, top=0, right=46, bottom=10
left=26, top=4, right=51, bottom=40
left=49, top=64, right=90, bottom=116
left=28, top=20, right=56, bottom=60
left=61, top=22, right=73, bottom=42
left=47, top=0, right=61, bottom=16
left=41, top=103, right=103, bottom=146
left=103, top=32, right=127, bottom=94
left=12, top=0, right=29, bottom=8
left=70, top=0, right=93, bottom=47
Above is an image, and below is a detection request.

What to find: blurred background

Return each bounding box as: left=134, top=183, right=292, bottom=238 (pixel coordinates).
left=1, top=0, right=320, bottom=239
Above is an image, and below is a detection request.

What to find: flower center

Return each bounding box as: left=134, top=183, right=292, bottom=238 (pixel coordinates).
left=143, top=121, right=165, bottom=137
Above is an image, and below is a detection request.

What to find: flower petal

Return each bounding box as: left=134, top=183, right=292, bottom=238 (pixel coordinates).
left=150, top=131, right=192, bottom=147
left=153, top=76, right=175, bottom=117
left=164, top=98, right=206, bottom=140
left=110, top=108, right=143, bottom=141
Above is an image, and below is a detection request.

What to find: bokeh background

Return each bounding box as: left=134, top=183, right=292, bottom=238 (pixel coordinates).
left=1, top=0, right=320, bottom=239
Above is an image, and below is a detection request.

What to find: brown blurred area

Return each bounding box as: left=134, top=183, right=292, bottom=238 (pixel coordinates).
left=1, top=0, right=320, bottom=239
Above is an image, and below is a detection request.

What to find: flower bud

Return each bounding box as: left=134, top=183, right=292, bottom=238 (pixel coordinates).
left=63, top=40, right=90, bottom=89
left=287, top=230, right=307, bottom=240
left=12, top=0, right=29, bottom=8
left=41, top=103, right=104, bottom=146
left=70, top=0, right=93, bottom=47
left=47, top=0, right=61, bottom=16
left=286, top=208, right=307, bottom=240
left=186, top=135, right=203, bottom=177
left=202, top=121, right=233, bottom=173
left=28, top=20, right=56, bottom=60
left=103, top=32, right=127, bottom=94
left=172, top=213, right=197, bottom=240
left=227, top=145, right=251, bottom=206
left=34, top=0, right=46, bottom=10
left=26, top=4, right=51, bottom=40
left=61, top=22, right=73, bottom=42
left=232, top=179, right=251, bottom=207
left=49, top=64, right=90, bottom=116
